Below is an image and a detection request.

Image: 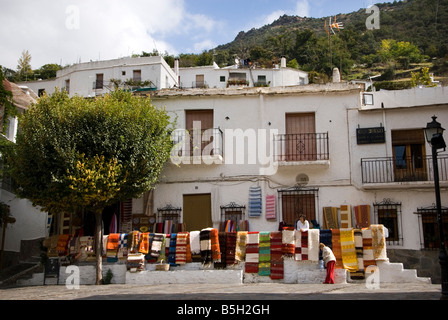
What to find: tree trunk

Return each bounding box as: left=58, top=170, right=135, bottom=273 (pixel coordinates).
left=94, top=210, right=103, bottom=285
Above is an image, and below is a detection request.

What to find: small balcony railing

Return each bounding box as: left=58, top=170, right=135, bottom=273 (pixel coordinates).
left=361, top=155, right=448, bottom=184
left=171, top=128, right=223, bottom=159
left=273, top=133, right=329, bottom=162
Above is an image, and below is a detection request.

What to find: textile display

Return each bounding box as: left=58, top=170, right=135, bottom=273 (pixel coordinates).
left=362, top=228, right=376, bottom=269
left=157, top=235, right=167, bottom=263
left=69, top=237, right=80, bottom=256
left=258, top=232, right=271, bottom=276
left=282, top=227, right=295, bottom=257
left=56, top=234, right=71, bottom=256
left=225, top=232, right=237, bottom=265
left=117, top=233, right=128, bottom=260
left=150, top=233, right=164, bottom=258
left=138, top=233, right=151, bottom=254
left=238, top=220, right=249, bottom=231
left=331, top=229, right=344, bottom=269
left=248, top=186, right=262, bottom=217
left=106, top=233, right=120, bottom=259
left=294, top=230, right=308, bottom=261
left=354, top=205, right=370, bottom=228
left=128, top=231, right=140, bottom=253
left=200, top=228, right=212, bottom=264
left=189, top=231, right=201, bottom=255
left=340, top=228, right=359, bottom=272
left=44, top=235, right=58, bottom=257
left=270, top=231, right=284, bottom=280
left=168, top=233, right=178, bottom=266
left=351, top=229, right=365, bottom=279
left=323, top=207, right=339, bottom=229
left=307, top=229, right=320, bottom=261
left=210, top=228, right=221, bottom=262
left=235, top=231, right=248, bottom=262
left=175, top=232, right=189, bottom=264
left=265, top=195, right=276, bottom=220
left=371, top=225, right=387, bottom=260
left=340, top=205, right=352, bottom=229
left=214, top=232, right=227, bottom=269
left=245, top=232, right=259, bottom=273
left=127, top=253, right=145, bottom=271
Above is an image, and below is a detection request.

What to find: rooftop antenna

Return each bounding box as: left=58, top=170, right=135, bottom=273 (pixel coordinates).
left=324, top=15, right=344, bottom=75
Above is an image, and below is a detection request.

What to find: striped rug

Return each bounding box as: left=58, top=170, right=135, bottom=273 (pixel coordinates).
left=270, top=231, right=283, bottom=280
left=340, top=228, right=359, bottom=272
left=258, top=232, right=271, bottom=276
left=245, top=232, right=260, bottom=273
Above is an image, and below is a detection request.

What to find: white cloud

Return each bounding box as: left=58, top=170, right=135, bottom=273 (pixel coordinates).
left=296, top=0, right=311, bottom=17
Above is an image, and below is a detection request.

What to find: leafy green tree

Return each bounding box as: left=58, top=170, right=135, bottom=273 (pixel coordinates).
left=0, top=67, right=18, bottom=134
left=378, top=39, right=427, bottom=69
left=16, top=50, right=33, bottom=81
left=7, top=89, right=174, bottom=284
left=33, top=64, right=62, bottom=80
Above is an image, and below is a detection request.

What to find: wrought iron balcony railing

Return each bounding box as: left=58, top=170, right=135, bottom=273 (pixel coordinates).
left=361, top=155, right=448, bottom=184
left=171, top=128, right=223, bottom=159
left=273, top=133, right=329, bottom=162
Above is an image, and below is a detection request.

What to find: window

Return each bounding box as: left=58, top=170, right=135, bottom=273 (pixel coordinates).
left=95, top=73, right=104, bottom=89
left=220, top=76, right=226, bottom=82
left=392, top=129, right=427, bottom=182
left=363, top=93, right=374, bottom=105
left=220, top=202, right=246, bottom=232
left=65, top=80, right=70, bottom=94
left=38, top=89, right=46, bottom=97
left=285, top=113, right=317, bottom=161
left=133, top=70, right=142, bottom=82
left=416, top=206, right=448, bottom=250
left=373, top=199, right=402, bottom=245
left=278, top=188, right=319, bottom=227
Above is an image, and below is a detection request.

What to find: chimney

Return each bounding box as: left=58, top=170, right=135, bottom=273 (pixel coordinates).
left=280, top=56, right=287, bottom=68
left=332, top=68, right=341, bottom=83
left=174, top=59, right=180, bottom=76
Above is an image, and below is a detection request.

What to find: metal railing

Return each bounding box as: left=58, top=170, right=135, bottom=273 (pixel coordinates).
left=361, top=155, right=448, bottom=184
left=273, top=133, right=329, bottom=162
left=171, top=128, right=223, bottom=158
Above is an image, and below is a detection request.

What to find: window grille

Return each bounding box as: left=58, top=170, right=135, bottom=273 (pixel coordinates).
left=415, top=205, right=448, bottom=250
left=278, top=187, right=319, bottom=228
left=373, top=198, right=403, bottom=246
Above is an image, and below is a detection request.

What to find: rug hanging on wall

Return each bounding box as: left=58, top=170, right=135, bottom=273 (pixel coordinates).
left=354, top=205, right=370, bottom=228
left=248, top=186, right=262, bottom=217
left=323, top=207, right=339, bottom=229
left=265, top=195, right=276, bottom=220
left=340, top=205, right=352, bottom=229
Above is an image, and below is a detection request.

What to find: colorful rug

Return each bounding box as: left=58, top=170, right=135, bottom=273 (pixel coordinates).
left=294, top=230, right=308, bottom=261
left=214, top=232, right=227, bottom=269
left=340, top=228, right=359, bottom=272
left=282, top=227, right=295, bottom=257
left=248, top=186, right=262, bottom=217
left=245, top=232, right=259, bottom=273
left=235, top=231, right=248, bottom=262
left=362, top=228, right=376, bottom=269
left=210, top=228, right=221, bottom=262
left=340, top=205, right=352, bottom=229
left=258, top=232, right=271, bottom=276
left=56, top=234, right=71, bottom=256
left=225, top=232, right=237, bottom=265
left=371, top=225, right=387, bottom=260
left=150, top=233, right=164, bottom=258
left=157, top=235, right=167, bottom=263
left=106, top=233, right=120, bottom=258
left=175, top=232, right=189, bottom=265
left=128, top=231, right=141, bottom=253
left=331, top=229, right=344, bottom=269
left=269, top=231, right=284, bottom=280
left=265, top=195, right=276, bottom=220
left=354, top=205, right=370, bottom=228
left=200, top=228, right=212, bottom=264
left=126, top=253, right=145, bottom=271
left=138, top=232, right=150, bottom=254
left=351, top=229, right=365, bottom=279
left=117, top=233, right=128, bottom=261
left=323, top=207, right=339, bottom=229
left=168, top=233, right=178, bottom=266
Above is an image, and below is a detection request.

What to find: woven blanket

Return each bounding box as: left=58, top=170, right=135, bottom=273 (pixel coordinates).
left=214, top=232, right=227, bottom=269
left=245, top=232, right=259, bottom=273
left=308, top=229, right=320, bottom=261
left=258, top=232, right=271, bottom=276
left=189, top=231, right=201, bottom=255
left=265, top=195, right=276, bottom=220
left=200, top=228, right=212, bottom=264
left=362, top=228, right=376, bottom=268
left=340, top=205, right=352, bottom=229
left=128, top=231, right=140, bottom=253
left=238, top=220, right=249, bottom=231
left=331, top=229, right=344, bottom=269
left=69, top=237, right=80, bottom=256
left=225, top=232, right=237, bottom=265
left=138, top=233, right=150, bottom=254
left=294, top=230, right=307, bottom=261
left=150, top=233, right=163, bottom=258
left=371, top=225, right=387, bottom=260
left=56, top=234, right=71, bottom=256
left=269, top=231, right=283, bottom=280
left=126, top=253, right=145, bottom=271
left=354, top=205, right=370, bottom=228
left=235, top=231, right=248, bottom=262
left=282, top=227, right=295, bottom=257
left=117, top=233, right=128, bottom=260
left=323, top=207, right=339, bottom=229
left=175, top=232, right=189, bottom=264
left=351, top=229, right=365, bottom=279
left=157, top=235, right=167, bottom=263
left=106, top=233, right=119, bottom=253
left=340, top=228, right=359, bottom=272
left=168, top=233, right=178, bottom=266
left=210, top=228, right=221, bottom=262
left=248, top=186, right=262, bottom=217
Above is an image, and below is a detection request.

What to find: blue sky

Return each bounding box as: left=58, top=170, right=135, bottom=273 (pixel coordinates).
left=0, top=0, right=378, bottom=70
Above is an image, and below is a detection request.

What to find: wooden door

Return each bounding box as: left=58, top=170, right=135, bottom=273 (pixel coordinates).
left=281, top=194, right=315, bottom=226
left=186, top=110, right=214, bottom=156
left=392, top=129, right=427, bottom=181
left=183, top=194, right=212, bottom=231
left=285, top=113, right=316, bottom=161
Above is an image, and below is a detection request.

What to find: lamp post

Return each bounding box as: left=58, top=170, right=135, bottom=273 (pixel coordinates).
left=424, top=116, right=447, bottom=299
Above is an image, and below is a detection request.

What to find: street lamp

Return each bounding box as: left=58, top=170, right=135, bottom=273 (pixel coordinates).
left=424, top=115, right=447, bottom=299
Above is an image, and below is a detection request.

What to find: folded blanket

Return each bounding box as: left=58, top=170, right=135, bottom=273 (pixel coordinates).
left=295, top=230, right=308, bottom=261
left=235, top=231, right=248, bottom=262
left=56, top=234, right=71, bottom=256
left=351, top=229, right=365, bottom=279
left=168, top=233, right=178, bottom=266
left=214, top=232, right=227, bottom=269
left=139, top=232, right=150, bottom=254
left=189, top=231, right=201, bottom=255
left=117, top=233, right=128, bottom=260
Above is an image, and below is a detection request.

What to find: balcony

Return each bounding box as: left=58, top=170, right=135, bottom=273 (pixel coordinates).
left=361, top=155, right=448, bottom=186
left=273, top=133, right=330, bottom=166
left=171, top=128, right=223, bottom=165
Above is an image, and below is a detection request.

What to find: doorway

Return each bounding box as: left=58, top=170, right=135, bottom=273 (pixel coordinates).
left=183, top=194, right=212, bottom=231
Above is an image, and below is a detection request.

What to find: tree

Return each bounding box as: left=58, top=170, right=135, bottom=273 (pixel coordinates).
left=17, top=50, right=33, bottom=81
left=6, top=89, right=174, bottom=284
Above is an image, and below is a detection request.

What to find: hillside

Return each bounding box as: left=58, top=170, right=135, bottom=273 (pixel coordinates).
left=209, top=0, right=448, bottom=85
